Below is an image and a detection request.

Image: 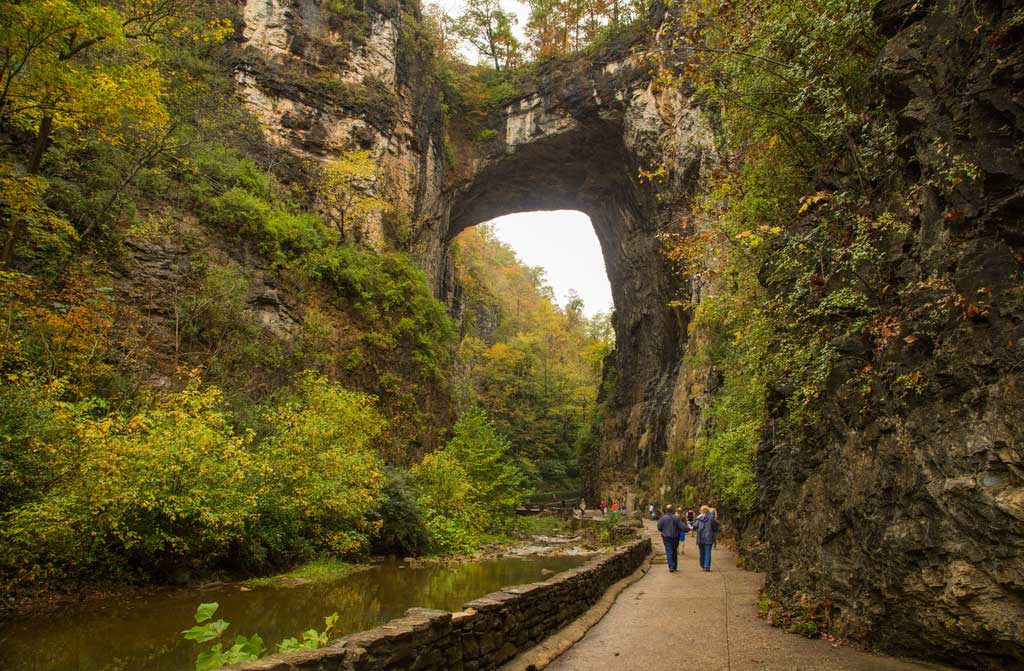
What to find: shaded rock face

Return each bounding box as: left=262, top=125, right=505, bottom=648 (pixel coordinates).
left=236, top=0, right=447, bottom=246
left=756, top=1, right=1024, bottom=668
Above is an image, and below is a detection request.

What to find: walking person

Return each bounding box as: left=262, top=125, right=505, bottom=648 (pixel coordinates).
left=693, top=505, right=720, bottom=571
left=648, top=503, right=656, bottom=520
left=599, top=501, right=606, bottom=516
left=657, top=505, right=687, bottom=573
left=675, top=508, right=688, bottom=555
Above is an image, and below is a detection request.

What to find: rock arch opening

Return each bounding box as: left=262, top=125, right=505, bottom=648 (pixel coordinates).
left=470, top=211, right=612, bottom=316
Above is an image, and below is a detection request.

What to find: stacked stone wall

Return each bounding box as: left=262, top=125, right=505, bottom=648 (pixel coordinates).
left=223, top=538, right=650, bottom=671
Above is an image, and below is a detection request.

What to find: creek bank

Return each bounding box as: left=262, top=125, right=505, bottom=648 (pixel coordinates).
left=0, top=552, right=595, bottom=671
left=219, top=537, right=652, bottom=671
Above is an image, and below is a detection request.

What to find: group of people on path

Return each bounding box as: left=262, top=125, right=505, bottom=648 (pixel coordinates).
left=656, top=504, right=719, bottom=573
left=597, top=500, right=627, bottom=515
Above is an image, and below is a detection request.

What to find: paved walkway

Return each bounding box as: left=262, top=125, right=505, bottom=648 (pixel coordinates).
left=547, top=521, right=957, bottom=671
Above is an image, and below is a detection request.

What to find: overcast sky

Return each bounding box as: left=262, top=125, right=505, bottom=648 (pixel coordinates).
left=487, top=212, right=614, bottom=318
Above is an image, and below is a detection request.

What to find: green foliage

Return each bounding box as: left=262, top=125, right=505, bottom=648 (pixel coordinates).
left=242, top=558, right=358, bottom=588
left=247, top=372, right=385, bottom=562
left=0, top=378, right=256, bottom=585
left=370, top=468, right=432, bottom=557
left=452, top=0, right=522, bottom=71
left=413, top=407, right=530, bottom=553
left=452, top=226, right=611, bottom=491
left=654, top=0, right=912, bottom=510
left=786, top=620, right=820, bottom=638
left=0, top=372, right=389, bottom=593
left=306, top=245, right=456, bottom=378
left=473, top=128, right=499, bottom=144
left=182, top=602, right=338, bottom=670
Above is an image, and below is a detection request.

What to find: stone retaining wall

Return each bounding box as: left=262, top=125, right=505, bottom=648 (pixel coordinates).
left=223, top=538, right=651, bottom=671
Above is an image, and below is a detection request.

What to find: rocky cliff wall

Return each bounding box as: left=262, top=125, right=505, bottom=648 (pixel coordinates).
left=234, top=0, right=715, bottom=499
left=750, top=2, right=1024, bottom=667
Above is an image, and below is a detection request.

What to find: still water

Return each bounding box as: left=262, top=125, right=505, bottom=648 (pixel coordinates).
left=0, top=554, right=588, bottom=671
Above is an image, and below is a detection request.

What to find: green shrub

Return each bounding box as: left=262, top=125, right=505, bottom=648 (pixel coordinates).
left=786, top=620, right=820, bottom=638
left=369, top=468, right=431, bottom=557
left=254, top=372, right=386, bottom=558
left=413, top=407, right=529, bottom=553
left=0, top=380, right=255, bottom=585
left=473, top=128, right=498, bottom=144
left=188, top=145, right=272, bottom=202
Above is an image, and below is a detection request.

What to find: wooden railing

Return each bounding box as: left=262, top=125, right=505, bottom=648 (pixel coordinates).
left=515, top=497, right=581, bottom=516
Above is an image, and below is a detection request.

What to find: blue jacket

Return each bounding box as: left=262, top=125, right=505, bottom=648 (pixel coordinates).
left=693, top=512, right=719, bottom=544
left=656, top=513, right=686, bottom=539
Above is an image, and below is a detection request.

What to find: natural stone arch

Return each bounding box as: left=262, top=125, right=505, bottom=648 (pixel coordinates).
left=436, top=51, right=715, bottom=498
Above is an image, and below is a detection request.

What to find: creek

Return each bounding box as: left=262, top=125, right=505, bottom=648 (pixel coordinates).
left=0, top=553, right=589, bottom=671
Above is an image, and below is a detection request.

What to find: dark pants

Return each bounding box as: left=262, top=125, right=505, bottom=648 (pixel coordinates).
left=662, top=536, right=680, bottom=571
left=698, top=543, right=712, bottom=570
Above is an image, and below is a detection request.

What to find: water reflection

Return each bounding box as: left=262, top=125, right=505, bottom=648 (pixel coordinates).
left=0, top=555, right=587, bottom=671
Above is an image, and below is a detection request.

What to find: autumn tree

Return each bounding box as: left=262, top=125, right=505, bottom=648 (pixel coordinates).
left=315, top=150, right=391, bottom=242
left=451, top=225, right=614, bottom=489
left=453, top=0, right=521, bottom=71
left=0, top=0, right=233, bottom=266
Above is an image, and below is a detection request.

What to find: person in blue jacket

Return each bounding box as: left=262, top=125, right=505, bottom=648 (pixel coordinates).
left=656, top=505, right=687, bottom=572
left=692, top=505, right=720, bottom=571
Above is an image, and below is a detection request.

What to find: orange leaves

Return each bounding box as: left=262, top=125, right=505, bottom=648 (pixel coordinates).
left=0, top=271, right=120, bottom=394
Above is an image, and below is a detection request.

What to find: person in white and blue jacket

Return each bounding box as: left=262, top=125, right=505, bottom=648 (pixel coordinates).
left=692, top=505, right=720, bottom=571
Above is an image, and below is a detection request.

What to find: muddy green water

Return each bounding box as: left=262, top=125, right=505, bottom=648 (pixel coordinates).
left=0, top=554, right=588, bottom=671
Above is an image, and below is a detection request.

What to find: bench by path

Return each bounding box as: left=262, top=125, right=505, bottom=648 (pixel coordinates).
left=547, top=521, right=958, bottom=671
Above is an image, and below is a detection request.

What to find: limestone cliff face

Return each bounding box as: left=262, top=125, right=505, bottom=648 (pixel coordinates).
left=236, top=0, right=448, bottom=247
left=234, top=0, right=717, bottom=502
left=751, top=2, right=1024, bottom=667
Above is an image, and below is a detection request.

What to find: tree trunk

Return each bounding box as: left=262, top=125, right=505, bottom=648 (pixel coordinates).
left=28, top=114, right=53, bottom=175
left=2, top=115, right=52, bottom=267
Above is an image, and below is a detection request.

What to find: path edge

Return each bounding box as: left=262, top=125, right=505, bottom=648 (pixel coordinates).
left=497, top=548, right=655, bottom=671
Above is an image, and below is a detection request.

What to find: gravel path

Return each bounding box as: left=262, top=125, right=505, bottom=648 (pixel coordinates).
left=546, top=520, right=958, bottom=671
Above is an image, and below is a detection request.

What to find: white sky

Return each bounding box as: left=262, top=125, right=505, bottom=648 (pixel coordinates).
left=430, top=0, right=532, bottom=45
left=488, top=211, right=614, bottom=318
left=429, top=2, right=613, bottom=318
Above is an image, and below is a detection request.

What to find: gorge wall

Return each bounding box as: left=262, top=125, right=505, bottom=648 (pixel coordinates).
left=753, top=1, right=1024, bottom=667
left=235, top=0, right=714, bottom=497
left=235, top=0, right=1022, bottom=667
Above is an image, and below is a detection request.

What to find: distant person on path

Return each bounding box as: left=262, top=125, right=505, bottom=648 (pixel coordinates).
left=611, top=502, right=618, bottom=513
left=599, top=501, right=606, bottom=515
left=693, top=505, right=720, bottom=572
left=657, top=505, right=687, bottom=572
left=686, top=508, right=695, bottom=526
left=648, top=503, right=656, bottom=520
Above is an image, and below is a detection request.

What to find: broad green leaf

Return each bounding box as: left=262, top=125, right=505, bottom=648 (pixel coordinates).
left=182, top=619, right=229, bottom=643
left=194, top=602, right=219, bottom=623
left=195, top=645, right=226, bottom=671
left=277, top=637, right=300, bottom=652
